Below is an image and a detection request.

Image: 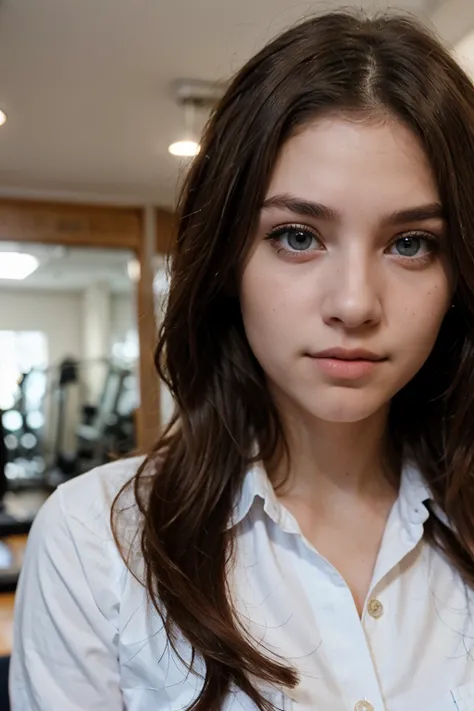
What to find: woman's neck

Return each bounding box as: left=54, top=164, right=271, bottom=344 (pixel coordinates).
left=269, top=405, right=399, bottom=508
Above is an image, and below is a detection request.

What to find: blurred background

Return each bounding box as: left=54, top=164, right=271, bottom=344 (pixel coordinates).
left=0, top=0, right=473, bottom=705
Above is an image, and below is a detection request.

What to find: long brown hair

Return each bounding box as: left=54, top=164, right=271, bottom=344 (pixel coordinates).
left=112, top=10, right=474, bottom=710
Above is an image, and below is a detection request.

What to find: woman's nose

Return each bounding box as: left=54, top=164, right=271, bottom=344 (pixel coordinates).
left=321, top=253, right=382, bottom=329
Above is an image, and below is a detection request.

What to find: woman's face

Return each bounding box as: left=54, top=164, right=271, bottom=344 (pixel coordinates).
left=239, top=115, right=453, bottom=424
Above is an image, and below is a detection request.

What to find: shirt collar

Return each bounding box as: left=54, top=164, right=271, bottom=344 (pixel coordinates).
left=229, top=458, right=436, bottom=530
left=397, top=459, right=432, bottom=527
left=228, top=461, right=279, bottom=529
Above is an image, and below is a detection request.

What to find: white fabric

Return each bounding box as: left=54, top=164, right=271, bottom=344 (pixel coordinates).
left=9, top=455, right=474, bottom=711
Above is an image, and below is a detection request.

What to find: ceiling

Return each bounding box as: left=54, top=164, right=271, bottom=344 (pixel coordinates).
left=0, top=0, right=463, bottom=209
left=0, top=242, right=135, bottom=294
left=0, top=242, right=172, bottom=294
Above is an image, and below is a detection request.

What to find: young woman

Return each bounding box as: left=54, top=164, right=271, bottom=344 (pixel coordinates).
left=10, top=10, right=474, bottom=711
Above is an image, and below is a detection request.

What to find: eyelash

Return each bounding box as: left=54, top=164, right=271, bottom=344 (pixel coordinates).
left=265, top=223, right=441, bottom=264
left=265, top=224, right=322, bottom=257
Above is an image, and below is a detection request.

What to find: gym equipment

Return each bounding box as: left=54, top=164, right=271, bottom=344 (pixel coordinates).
left=75, top=362, right=137, bottom=471
left=0, top=368, right=47, bottom=488
left=46, top=358, right=138, bottom=485
left=0, top=413, right=37, bottom=594
left=1, top=357, right=138, bottom=489
left=50, top=357, right=81, bottom=478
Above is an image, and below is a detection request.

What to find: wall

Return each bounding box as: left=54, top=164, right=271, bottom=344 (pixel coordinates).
left=0, top=288, right=136, bottom=366
left=0, top=288, right=82, bottom=366
left=82, top=283, right=111, bottom=403
left=110, top=293, right=136, bottom=346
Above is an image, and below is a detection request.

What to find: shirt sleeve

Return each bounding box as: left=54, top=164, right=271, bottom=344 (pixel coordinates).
left=9, top=486, right=124, bottom=711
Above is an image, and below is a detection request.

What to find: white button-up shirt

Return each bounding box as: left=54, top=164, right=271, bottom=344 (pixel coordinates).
left=9, top=456, right=474, bottom=711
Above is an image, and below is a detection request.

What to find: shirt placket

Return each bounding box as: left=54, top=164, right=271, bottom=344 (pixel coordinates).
left=307, top=563, right=387, bottom=711
left=288, top=509, right=425, bottom=710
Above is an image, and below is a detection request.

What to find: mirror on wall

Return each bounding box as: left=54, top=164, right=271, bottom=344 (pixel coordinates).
left=0, top=241, right=139, bottom=494
left=153, top=253, right=173, bottom=427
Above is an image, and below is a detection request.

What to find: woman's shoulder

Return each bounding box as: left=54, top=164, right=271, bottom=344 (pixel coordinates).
left=19, top=456, right=149, bottom=619
left=56, top=455, right=145, bottom=524
left=12, top=455, right=153, bottom=704
left=29, top=455, right=147, bottom=566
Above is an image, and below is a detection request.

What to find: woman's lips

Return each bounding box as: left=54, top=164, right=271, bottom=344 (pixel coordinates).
left=309, top=356, right=382, bottom=379
left=307, top=348, right=387, bottom=379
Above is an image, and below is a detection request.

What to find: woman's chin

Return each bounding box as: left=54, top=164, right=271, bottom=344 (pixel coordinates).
left=300, top=393, right=387, bottom=425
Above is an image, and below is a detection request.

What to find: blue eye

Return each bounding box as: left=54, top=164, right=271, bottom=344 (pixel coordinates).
left=393, top=236, right=422, bottom=257
left=267, top=225, right=321, bottom=252
left=388, top=233, right=438, bottom=258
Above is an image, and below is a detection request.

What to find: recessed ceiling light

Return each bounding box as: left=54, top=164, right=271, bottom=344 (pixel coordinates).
left=0, top=252, right=39, bottom=280
left=168, top=140, right=200, bottom=157
left=127, top=258, right=141, bottom=282
left=0, top=110, right=7, bottom=127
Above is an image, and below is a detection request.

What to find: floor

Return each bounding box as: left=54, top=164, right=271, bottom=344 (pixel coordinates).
left=0, top=490, right=50, bottom=658
left=0, top=593, right=15, bottom=658
left=0, top=535, right=27, bottom=656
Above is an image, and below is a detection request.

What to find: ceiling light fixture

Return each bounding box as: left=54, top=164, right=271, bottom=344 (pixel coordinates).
left=0, top=252, right=39, bottom=280
left=168, top=139, right=200, bottom=157
left=168, top=80, right=225, bottom=159
left=0, top=110, right=7, bottom=127
left=168, top=99, right=201, bottom=158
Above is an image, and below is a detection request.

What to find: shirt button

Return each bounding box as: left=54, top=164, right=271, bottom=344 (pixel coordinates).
left=354, top=701, right=374, bottom=711
left=367, top=598, right=384, bottom=619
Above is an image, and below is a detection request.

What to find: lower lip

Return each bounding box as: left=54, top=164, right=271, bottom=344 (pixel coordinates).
left=310, top=357, right=382, bottom=379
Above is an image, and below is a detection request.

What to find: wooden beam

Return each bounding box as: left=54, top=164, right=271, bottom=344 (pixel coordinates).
left=136, top=206, right=161, bottom=453
left=0, top=199, right=142, bottom=250
left=156, top=207, right=176, bottom=254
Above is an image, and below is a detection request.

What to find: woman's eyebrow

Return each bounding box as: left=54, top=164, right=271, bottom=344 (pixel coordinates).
left=261, top=194, right=339, bottom=221
left=262, top=193, right=446, bottom=226
left=380, top=203, right=446, bottom=226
